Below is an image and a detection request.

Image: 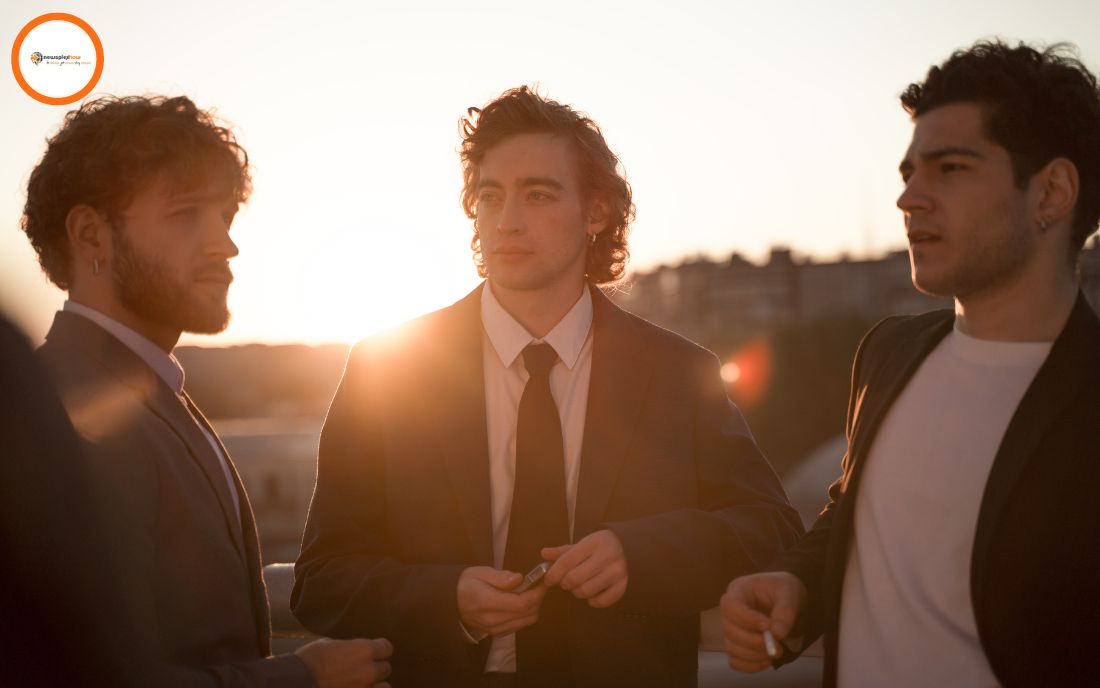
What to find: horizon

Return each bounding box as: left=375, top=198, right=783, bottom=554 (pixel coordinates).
left=3, top=0, right=1098, bottom=345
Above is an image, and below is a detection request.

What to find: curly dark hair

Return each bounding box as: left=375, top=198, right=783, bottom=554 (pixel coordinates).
left=901, top=40, right=1100, bottom=252
left=460, top=86, right=635, bottom=285
left=21, top=95, right=251, bottom=289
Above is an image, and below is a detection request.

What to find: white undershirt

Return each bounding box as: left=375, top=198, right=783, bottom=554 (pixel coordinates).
left=837, top=324, right=1051, bottom=687
left=479, top=284, right=594, bottom=673
left=63, top=300, right=241, bottom=521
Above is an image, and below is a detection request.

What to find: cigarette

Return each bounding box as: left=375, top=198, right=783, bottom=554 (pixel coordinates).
left=762, top=629, right=780, bottom=659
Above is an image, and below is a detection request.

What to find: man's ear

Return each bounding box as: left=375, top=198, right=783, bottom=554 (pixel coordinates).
left=65, top=204, right=111, bottom=264
left=1034, top=157, right=1079, bottom=232
left=587, top=196, right=610, bottom=238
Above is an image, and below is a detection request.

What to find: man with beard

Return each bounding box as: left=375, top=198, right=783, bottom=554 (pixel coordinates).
left=720, top=41, right=1100, bottom=687
left=23, top=95, right=392, bottom=688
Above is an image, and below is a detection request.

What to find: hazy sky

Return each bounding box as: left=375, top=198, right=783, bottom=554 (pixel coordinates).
left=3, top=0, right=1098, bottom=345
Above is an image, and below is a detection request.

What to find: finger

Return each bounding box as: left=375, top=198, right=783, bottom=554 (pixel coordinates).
left=369, top=637, right=394, bottom=659
left=588, top=577, right=627, bottom=608
left=569, top=564, right=620, bottom=599
left=721, top=619, right=768, bottom=652
left=724, top=637, right=772, bottom=665
left=481, top=588, right=539, bottom=615
left=369, top=660, right=392, bottom=682
left=727, top=655, right=773, bottom=674
left=513, top=585, right=548, bottom=613
left=540, top=544, right=571, bottom=562
left=720, top=591, right=771, bottom=631
left=768, top=585, right=801, bottom=640
left=482, top=569, right=524, bottom=591
left=486, top=613, right=539, bottom=637
left=545, top=542, right=595, bottom=587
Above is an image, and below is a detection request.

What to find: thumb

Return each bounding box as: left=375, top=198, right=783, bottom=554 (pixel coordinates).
left=541, top=545, right=570, bottom=561
left=767, top=582, right=802, bottom=640
left=485, top=568, right=523, bottom=591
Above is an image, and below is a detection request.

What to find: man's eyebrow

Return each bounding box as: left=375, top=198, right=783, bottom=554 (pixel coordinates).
left=517, top=177, right=563, bottom=190
left=899, top=147, right=984, bottom=175
left=476, top=178, right=503, bottom=191
left=166, top=190, right=234, bottom=205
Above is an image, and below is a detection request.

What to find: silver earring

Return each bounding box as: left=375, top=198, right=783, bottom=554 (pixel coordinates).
left=1039, top=218, right=1049, bottom=232
left=92, top=259, right=100, bottom=275
left=589, top=233, right=598, bottom=246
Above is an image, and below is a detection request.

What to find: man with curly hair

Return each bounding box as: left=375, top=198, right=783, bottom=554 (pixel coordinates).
left=24, top=95, right=393, bottom=688
left=291, top=86, right=803, bottom=687
left=721, top=41, right=1100, bottom=687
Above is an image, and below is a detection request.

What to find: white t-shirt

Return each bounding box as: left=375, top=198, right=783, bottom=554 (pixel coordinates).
left=837, top=324, right=1051, bottom=687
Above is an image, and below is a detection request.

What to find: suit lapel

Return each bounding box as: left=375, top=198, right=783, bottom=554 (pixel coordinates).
left=432, top=287, right=495, bottom=565
left=144, top=385, right=247, bottom=562
left=46, top=313, right=248, bottom=564
left=573, top=287, right=654, bottom=538
left=842, top=313, right=954, bottom=488
left=823, top=311, right=953, bottom=642
left=970, top=294, right=1100, bottom=614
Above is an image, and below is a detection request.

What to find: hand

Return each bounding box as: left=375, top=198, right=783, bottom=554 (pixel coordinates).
left=294, top=637, right=393, bottom=688
left=720, top=572, right=807, bottom=673
left=542, top=529, right=628, bottom=608
left=457, top=566, right=547, bottom=637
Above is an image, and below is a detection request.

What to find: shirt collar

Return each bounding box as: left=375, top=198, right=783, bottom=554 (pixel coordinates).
left=63, top=300, right=186, bottom=394
left=480, top=283, right=593, bottom=371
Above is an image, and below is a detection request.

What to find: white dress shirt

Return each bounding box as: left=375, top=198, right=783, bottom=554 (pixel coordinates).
left=63, top=300, right=241, bottom=521
left=478, top=283, right=594, bottom=673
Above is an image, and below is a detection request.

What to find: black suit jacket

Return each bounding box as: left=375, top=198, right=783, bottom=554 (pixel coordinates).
left=0, top=313, right=144, bottom=687
left=773, top=294, right=1100, bottom=687
left=38, top=312, right=313, bottom=688
left=292, top=285, right=803, bottom=687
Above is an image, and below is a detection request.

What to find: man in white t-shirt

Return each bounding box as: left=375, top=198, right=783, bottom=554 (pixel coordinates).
left=719, top=41, right=1100, bottom=687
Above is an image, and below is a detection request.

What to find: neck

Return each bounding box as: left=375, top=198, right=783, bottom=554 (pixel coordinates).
left=488, top=278, right=586, bottom=339
left=68, top=288, right=181, bottom=352
left=954, top=258, right=1078, bottom=342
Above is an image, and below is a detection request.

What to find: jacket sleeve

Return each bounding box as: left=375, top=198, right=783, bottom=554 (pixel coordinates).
left=605, top=351, right=805, bottom=617
left=765, top=317, right=893, bottom=658
left=291, top=342, right=474, bottom=669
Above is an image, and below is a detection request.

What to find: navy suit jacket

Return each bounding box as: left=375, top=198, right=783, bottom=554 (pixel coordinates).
left=292, top=285, right=803, bottom=687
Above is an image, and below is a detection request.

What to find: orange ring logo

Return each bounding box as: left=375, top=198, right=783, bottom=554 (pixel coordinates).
left=11, top=13, right=104, bottom=105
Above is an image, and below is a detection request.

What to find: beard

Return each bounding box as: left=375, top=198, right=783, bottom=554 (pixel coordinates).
left=110, top=229, right=231, bottom=335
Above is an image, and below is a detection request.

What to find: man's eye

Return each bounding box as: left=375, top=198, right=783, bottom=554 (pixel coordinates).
left=941, top=162, right=966, bottom=173
left=529, top=191, right=550, bottom=201
left=478, top=192, right=500, bottom=204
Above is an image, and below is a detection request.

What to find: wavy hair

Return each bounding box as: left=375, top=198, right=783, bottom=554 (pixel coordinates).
left=460, top=86, right=635, bottom=285
left=22, top=95, right=251, bottom=289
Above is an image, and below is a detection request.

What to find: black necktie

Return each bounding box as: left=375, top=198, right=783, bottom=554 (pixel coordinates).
left=504, top=343, right=570, bottom=573
left=504, top=343, right=572, bottom=684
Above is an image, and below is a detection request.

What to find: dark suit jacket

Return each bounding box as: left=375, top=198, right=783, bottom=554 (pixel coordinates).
left=0, top=313, right=142, bottom=687
left=773, top=294, right=1100, bottom=687
left=38, top=311, right=313, bottom=688
left=292, top=285, right=803, bottom=687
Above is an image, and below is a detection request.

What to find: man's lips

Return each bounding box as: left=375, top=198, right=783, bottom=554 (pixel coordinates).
left=907, top=229, right=941, bottom=245
left=194, top=270, right=234, bottom=284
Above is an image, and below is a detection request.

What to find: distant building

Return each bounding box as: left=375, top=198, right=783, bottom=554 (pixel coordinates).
left=215, top=417, right=321, bottom=564
left=614, top=238, right=1100, bottom=343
